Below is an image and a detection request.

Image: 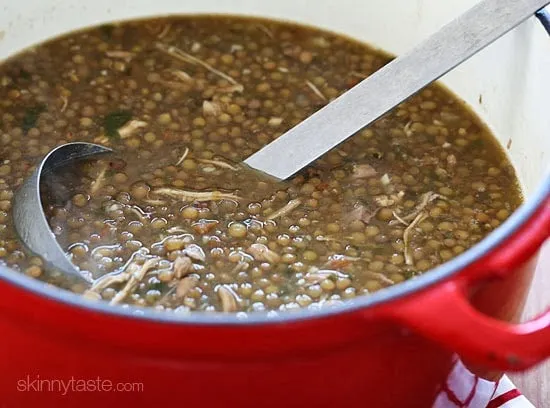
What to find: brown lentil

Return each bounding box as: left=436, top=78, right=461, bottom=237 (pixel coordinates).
left=0, top=15, right=522, bottom=314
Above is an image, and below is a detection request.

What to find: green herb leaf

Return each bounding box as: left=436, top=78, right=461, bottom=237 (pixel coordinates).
left=99, top=24, right=115, bottom=41
left=22, top=104, right=47, bottom=132
left=103, top=110, right=132, bottom=139
left=469, top=138, right=484, bottom=149
left=18, top=68, right=32, bottom=81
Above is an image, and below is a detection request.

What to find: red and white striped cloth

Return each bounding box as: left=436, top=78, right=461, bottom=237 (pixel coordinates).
left=434, top=358, right=535, bottom=407
left=487, top=376, right=534, bottom=408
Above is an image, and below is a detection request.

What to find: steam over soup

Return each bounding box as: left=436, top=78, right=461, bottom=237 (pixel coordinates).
left=0, top=16, right=521, bottom=313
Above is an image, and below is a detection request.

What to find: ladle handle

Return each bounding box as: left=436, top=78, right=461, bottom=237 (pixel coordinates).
left=245, top=0, right=550, bottom=179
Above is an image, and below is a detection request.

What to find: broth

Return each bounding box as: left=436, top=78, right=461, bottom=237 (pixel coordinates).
left=0, top=16, right=522, bottom=313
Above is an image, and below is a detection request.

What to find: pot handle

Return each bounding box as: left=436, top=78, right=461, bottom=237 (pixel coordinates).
left=388, top=279, right=550, bottom=371
left=386, top=197, right=550, bottom=371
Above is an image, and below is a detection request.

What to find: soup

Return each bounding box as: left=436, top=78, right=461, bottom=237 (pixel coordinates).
left=0, top=16, right=522, bottom=313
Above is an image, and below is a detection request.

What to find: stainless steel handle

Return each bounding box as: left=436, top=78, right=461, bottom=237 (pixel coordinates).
left=245, top=0, right=550, bottom=180
left=537, top=7, right=550, bottom=33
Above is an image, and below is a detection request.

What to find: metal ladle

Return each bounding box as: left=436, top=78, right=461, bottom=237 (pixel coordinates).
left=13, top=0, right=550, bottom=283
left=13, top=143, right=112, bottom=283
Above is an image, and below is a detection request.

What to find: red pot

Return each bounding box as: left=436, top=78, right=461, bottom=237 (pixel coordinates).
left=0, top=186, right=547, bottom=408
left=1, top=2, right=550, bottom=407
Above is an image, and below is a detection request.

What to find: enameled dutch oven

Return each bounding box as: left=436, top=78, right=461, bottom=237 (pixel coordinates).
left=1, top=0, right=549, bottom=407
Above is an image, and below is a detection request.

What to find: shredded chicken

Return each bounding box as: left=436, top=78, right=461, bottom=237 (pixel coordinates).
left=392, top=211, right=409, bottom=226
left=157, top=23, right=172, bottom=39
left=374, top=191, right=405, bottom=208
left=266, top=199, right=301, bottom=220
left=118, top=120, right=147, bottom=139
left=202, top=100, right=222, bottom=116
left=197, top=158, right=238, bottom=171
left=351, top=163, right=377, bottom=179
left=156, top=43, right=242, bottom=88
left=93, top=135, right=110, bottom=145
left=374, top=195, right=397, bottom=207
left=350, top=71, right=367, bottom=79
left=182, top=244, right=206, bottom=262
left=403, top=212, right=428, bottom=266
left=156, top=286, right=176, bottom=306
left=256, top=24, right=274, bottom=39
left=155, top=79, right=189, bottom=90
left=176, top=276, right=199, bottom=298
left=403, top=120, right=414, bottom=137
left=87, top=270, right=130, bottom=294
left=191, top=42, right=201, bottom=53
left=305, top=80, right=327, bottom=101
left=394, top=191, right=406, bottom=202
left=447, top=154, right=457, bottom=166
left=60, top=95, right=69, bottom=113
left=172, top=69, right=193, bottom=83
left=304, top=269, right=347, bottom=285
left=90, top=165, right=108, bottom=195
left=402, top=192, right=443, bottom=222
left=192, top=219, right=219, bottom=234
left=323, top=254, right=360, bottom=269
left=82, top=291, right=102, bottom=301
left=216, top=84, right=244, bottom=93
left=217, top=285, right=239, bottom=312
left=106, top=50, right=135, bottom=61
left=142, top=197, right=168, bottom=206
left=247, top=243, right=281, bottom=263
left=175, top=147, right=190, bottom=166
left=345, top=203, right=379, bottom=225
left=268, top=117, right=283, bottom=127
left=173, top=256, right=193, bottom=278
left=110, top=258, right=159, bottom=305
left=230, top=44, right=244, bottom=53
left=230, top=261, right=249, bottom=274
left=365, top=271, right=395, bottom=286
left=314, top=235, right=343, bottom=243
left=153, top=187, right=241, bottom=202
left=166, top=226, right=188, bottom=234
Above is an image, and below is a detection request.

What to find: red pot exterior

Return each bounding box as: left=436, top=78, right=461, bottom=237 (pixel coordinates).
left=0, top=294, right=452, bottom=407
left=0, top=260, right=540, bottom=407
left=0, top=200, right=547, bottom=407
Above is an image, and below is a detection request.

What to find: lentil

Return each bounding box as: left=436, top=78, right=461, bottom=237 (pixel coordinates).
left=0, top=15, right=522, bottom=314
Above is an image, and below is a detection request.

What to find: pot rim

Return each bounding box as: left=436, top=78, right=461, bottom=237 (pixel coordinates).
left=1, top=170, right=548, bottom=326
